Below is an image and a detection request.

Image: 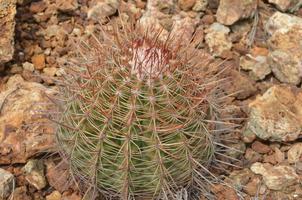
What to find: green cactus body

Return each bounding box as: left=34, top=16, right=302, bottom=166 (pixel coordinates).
left=56, top=21, right=228, bottom=199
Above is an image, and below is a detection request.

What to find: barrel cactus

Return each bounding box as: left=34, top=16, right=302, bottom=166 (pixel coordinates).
left=53, top=19, right=233, bottom=199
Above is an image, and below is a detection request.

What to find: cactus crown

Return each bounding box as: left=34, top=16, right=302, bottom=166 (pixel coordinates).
left=54, top=18, right=232, bottom=199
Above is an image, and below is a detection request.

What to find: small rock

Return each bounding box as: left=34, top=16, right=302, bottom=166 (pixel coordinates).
left=0, top=0, right=17, bottom=64
left=229, top=70, right=257, bottom=100
left=43, top=67, right=57, bottom=77
left=10, top=65, right=23, bottom=74
left=245, top=85, right=302, bottom=142
left=56, top=0, right=78, bottom=12
left=22, top=62, right=35, bottom=72
left=244, top=177, right=265, bottom=196
left=245, top=148, right=262, bottom=163
left=252, top=141, right=271, bottom=154
left=0, top=168, right=15, bottom=199
left=178, top=0, right=196, bottom=11
left=268, top=0, right=301, bottom=12
left=31, top=54, right=46, bottom=70
left=23, top=159, right=47, bottom=190
left=0, top=75, right=55, bottom=164
left=229, top=168, right=253, bottom=191
left=8, top=186, right=32, bottom=200
left=288, top=143, right=302, bottom=163
left=61, top=192, right=81, bottom=200
left=29, top=1, right=47, bottom=13
left=192, top=0, right=208, bottom=11
left=263, top=147, right=284, bottom=164
left=251, top=162, right=300, bottom=191
left=46, top=160, right=70, bottom=193
left=216, top=0, right=257, bottom=25
left=240, top=55, right=271, bottom=80
left=87, top=0, right=120, bottom=22
left=46, top=191, right=62, bottom=200
left=211, top=184, right=239, bottom=200
left=265, top=12, right=302, bottom=36
left=201, top=14, right=215, bottom=25
left=205, top=23, right=232, bottom=57
left=267, top=24, right=302, bottom=85
left=226, top=142, right=246, bottom=159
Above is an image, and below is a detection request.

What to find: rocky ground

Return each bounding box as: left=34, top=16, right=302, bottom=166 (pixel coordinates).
left=0, top=0, right=302, bottom=199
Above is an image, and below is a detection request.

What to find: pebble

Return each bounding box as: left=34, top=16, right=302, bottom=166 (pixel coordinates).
left=23, top=159, right=47, bottom=190
left=31, top=54, right=46, bottom=70
left=268, top=0, right=301, bottom=12
left=240, top=55, right=271, bottom=81
left=288, top=143, right=302, bottom=164
left=205, top=22, right=232, bottom=57
left=22, top=62, right=35, bottom=72
left=216, top=0, right=257, bottom=25
left=251, top=162, right=300, bottom=191
left=245, top=85, right=302, bottom=142
left=193, top=0, right=208, bottom=11
left=46, top=191, right=62, bottom=200
left=56, top=0, right=78, bottom=12
left=178, top=0, right=196, bottom=11
left=251, top=141, right=271, bottom=154
left=87, top=0, right=120, bottom=22
left=0, top=168, right=15, bottom=199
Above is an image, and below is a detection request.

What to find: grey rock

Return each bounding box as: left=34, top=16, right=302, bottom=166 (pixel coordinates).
left=0, top=168, right=14, bottom=199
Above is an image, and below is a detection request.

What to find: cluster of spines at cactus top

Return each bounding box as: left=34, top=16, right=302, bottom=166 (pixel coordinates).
left=53, top=18, right=235, bottom=200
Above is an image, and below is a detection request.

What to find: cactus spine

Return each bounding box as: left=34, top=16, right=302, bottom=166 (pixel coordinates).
left=54, top=19, right=232, bottom=199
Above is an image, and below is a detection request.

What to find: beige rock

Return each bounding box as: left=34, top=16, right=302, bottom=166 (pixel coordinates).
left=0, top=75, right=55, bottom=164
left=288, top=143, right=302, bottom=163
left=268, top=0, right=301, bottom=12
left=205, top=23, right=232, bottom=57
left=240, top=55, right=271, bottom=80
left=43, top=67, right=58, bottom=77
left=251, top=162, right=300, bottom=190
left=193, top=0, right=208, bottom=11
left=23, top=159, right=46, bottom=190
left=229, top=168, right=253, bottom=190
left=0, top=0, right=17, bottom=64
left=246, top=85, right=302, bottom=142
left=87, top=0, right=120, bottom=22
left=22, top=62, right=35, bottom=72
left=267, top=24, right=302, bottom=85
left=216, top=0, right=257, bottom=25
left=265, top=12, right=302, bottom=36
left=46, top=191, right=62, bottom=200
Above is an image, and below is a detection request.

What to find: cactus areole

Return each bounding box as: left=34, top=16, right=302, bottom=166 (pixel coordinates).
left=55, top=19, right=231, bottom=199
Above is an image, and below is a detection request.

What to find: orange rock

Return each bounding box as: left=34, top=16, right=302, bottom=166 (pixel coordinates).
left=178, top=0, right=196, bottom=11
left=31, top=54, right=46, bottom=70
left=251, top=46, right=269, bottom=56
